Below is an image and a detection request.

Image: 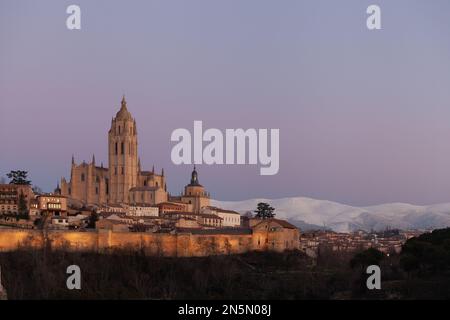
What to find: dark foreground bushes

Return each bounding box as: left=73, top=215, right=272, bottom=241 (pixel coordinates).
left=1, top=228, right=450, bottom=300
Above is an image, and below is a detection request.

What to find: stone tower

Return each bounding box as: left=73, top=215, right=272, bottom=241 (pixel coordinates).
left=108, top=96, right=138, bottom=204
left=181, top=166, right=210, bottom=213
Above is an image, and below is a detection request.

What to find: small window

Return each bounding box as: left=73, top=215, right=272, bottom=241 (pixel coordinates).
left=81, top=173, right=85, bottom=182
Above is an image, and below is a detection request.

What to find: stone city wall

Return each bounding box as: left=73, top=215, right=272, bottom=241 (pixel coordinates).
left=0, top=228, right=259, bottom=257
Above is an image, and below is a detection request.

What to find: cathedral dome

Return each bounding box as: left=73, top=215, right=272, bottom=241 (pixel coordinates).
left=115, top=95, right=132, bottom=120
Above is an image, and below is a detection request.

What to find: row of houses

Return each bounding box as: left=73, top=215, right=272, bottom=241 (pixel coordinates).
left=298, top=230, right=424, bottom=258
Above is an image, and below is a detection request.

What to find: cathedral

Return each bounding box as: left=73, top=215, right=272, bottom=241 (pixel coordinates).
left=60, top=96, right=210, bottom=212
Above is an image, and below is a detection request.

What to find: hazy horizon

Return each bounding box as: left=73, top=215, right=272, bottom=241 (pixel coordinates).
left=2, top=0, right=450, bottom=206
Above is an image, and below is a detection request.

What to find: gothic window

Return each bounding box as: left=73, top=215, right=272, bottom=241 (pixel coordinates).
left=68, top=188, right=71, bottom=195
left=118, top=126, right=121, bottom=134
left=144, top=180, right=147, bottom=186
left=121, top=142, right=124, bottom=155
left=95, top=187, right=98, bottom=195
left=81, top=173, right=85, bottom=182
left=115, top=142, right=118, bottom=155
left=121, top=167, right=124, bottom=175
left=156, top=182, right=158, bottom=187
left=105, top=179, right=109, bottom=195
left=96, top=176, right=100, bottom=183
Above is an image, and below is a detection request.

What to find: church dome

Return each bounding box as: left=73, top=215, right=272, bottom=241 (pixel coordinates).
left=189, top=166, right=202, bottom=186
left=115, top=95, right=132, bottom=120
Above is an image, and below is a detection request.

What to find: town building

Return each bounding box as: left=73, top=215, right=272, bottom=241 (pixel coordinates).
left=37, top=194, right=68, bottom=218
left=122, top=204, right=159, bottom=217
left=0, top=184, right=34, bottom=215
left=157, top=201, right=189, bottom=214
left=251, top=219, right=300, bottom=251
left=163, top=212, right=223, bottom=228
left=202, top=206, right=241, bottom=227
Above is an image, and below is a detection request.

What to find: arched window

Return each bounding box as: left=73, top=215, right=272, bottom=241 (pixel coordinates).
left=81, top=173, right=85, bottom=182
left=121, top=142, right=124, bottom=155
left=115, top=142, right=118, bottom=155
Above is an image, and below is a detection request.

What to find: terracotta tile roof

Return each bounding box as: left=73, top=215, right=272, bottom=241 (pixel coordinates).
left=164, top=212, right=223, bottom=220
left=157, top=202, right=185, bottom=207
left=205, top=206, right=240, bottom=215
left=253, top=218, right=298, bottom=229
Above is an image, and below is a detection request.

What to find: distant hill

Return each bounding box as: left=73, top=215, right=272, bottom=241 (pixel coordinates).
left=212, top=197, right=450, bottom=232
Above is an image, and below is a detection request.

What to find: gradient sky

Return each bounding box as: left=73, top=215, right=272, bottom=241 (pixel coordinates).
left=1, top=0, right=450, bottom=206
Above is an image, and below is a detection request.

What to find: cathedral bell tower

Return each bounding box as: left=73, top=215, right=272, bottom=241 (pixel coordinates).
left=108, top=96, right=138, bottom=204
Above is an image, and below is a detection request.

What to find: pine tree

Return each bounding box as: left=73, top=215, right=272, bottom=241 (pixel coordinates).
left=6, top=170, right=31, bottom=185
left=254, top=202, right=275, bottom=219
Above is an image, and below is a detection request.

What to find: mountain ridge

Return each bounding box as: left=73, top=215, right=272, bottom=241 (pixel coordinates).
left=211, top=197, right=450, bottom=232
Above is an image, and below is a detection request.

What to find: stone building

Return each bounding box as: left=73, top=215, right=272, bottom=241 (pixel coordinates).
left=202, top=206, right=241, bottom=227
left=60, top=96, right=168, bottom=206
left=178, top=166, right=210, bottom=213
left=0, top=184, right=34, bottom=215
left=251, top=219, right=300, bottom=251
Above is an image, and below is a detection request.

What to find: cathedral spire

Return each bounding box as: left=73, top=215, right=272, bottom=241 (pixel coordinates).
left=115, top=95, right=132, bottom=120
left=54, top=181, right=61, bottom=195
left=72, top=154, right=75, bottom=165
left=92, top=154, right=95, bottom=165
left=152, top=165, right=155, bottom=173
left=161, top=168, right=164, bottom=177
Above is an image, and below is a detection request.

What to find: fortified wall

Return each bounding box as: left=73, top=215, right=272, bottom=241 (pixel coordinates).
left=0, top=226, right=299, bottom=257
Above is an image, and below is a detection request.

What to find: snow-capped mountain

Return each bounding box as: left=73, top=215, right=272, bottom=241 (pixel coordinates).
left=211, top=197, right=450, bottom=232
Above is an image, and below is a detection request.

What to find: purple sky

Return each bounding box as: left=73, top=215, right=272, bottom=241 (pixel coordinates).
left=1, top=0, right=450, bottom=206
